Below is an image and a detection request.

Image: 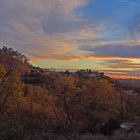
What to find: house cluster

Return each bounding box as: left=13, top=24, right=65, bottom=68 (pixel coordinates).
left=75, top=69, right=109, bottom=80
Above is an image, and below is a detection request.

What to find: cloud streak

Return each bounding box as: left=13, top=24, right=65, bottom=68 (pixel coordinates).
left=119, top=0, right=140, bottom=7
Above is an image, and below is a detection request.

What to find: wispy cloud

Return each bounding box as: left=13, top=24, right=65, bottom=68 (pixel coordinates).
left=119, top=0, right=140, bottom=7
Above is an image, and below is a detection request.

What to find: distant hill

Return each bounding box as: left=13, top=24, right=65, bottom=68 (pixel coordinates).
left=118, top=78, right=140, bottom=88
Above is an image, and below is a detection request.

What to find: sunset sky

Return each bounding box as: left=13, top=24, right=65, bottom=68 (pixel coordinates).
left=0, top=0, right=140, bottom=76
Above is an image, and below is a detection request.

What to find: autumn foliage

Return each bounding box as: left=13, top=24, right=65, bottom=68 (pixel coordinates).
left=0, top=47, right=140, bottom=139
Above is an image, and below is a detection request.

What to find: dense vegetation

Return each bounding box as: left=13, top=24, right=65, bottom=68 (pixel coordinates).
left=0, top=47, right=140, bottom=140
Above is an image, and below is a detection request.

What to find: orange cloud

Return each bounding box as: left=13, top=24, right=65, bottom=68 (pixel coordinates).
left=29, top=56, right=45, bottom=62
left=29, top=55, right=140, bottom=62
